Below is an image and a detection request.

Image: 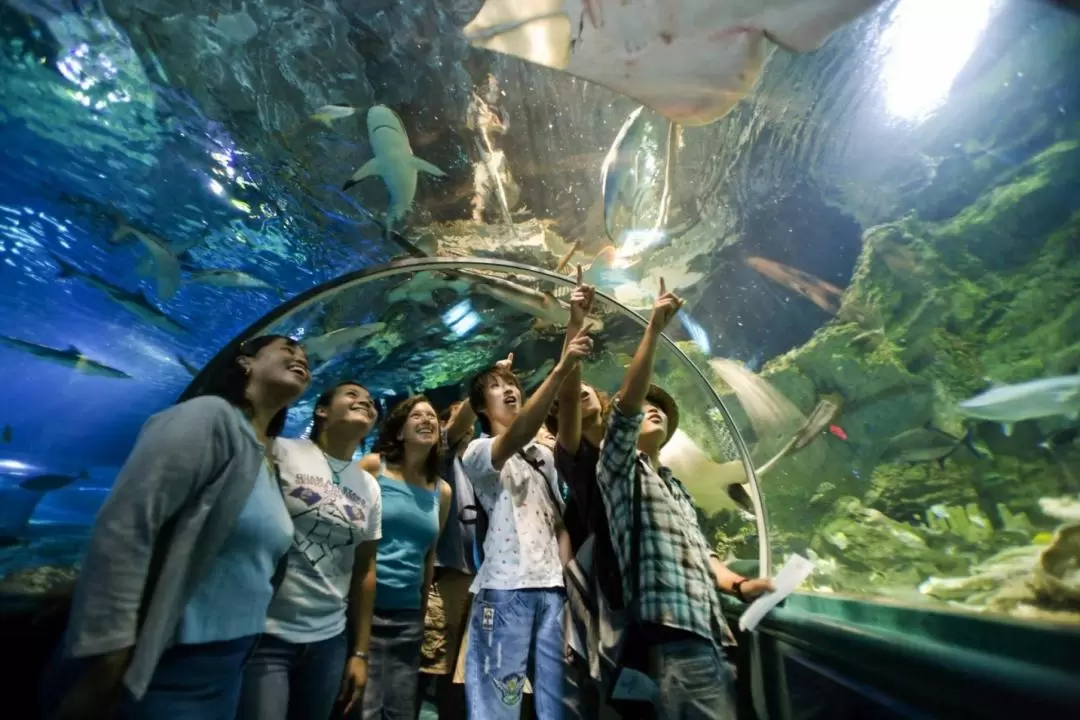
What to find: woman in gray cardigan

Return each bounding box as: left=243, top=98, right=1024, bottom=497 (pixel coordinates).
left=42, top=334, right=311, bottom=720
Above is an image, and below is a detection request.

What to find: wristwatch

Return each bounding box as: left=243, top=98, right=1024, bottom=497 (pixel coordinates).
left=353, top=650, right=369, bottom=661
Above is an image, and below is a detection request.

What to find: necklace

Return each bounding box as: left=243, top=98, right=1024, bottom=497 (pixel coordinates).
left=322, top=452, right=351, bottom=486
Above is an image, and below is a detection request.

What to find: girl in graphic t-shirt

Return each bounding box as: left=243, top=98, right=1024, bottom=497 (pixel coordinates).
left=362, top=396, right=452, bottom=719
left=238, top=381, right=382, bottom=720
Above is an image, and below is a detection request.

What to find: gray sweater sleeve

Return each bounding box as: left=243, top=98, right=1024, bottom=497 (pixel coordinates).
left=68, top=396, right=232, bottom=657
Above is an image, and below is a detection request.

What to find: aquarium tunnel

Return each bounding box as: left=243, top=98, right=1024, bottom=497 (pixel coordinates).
left=2, top=0, right=1080, bottom=717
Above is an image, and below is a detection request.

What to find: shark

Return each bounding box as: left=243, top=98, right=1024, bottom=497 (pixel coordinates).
left=51, top=254, right=188, bottom=335
left=186, top=269, right=284, bottom=298
left=111, top=222, right=182, bottom=302
left=302, top=322, right=387, bottom=362
left=342, top=105, right=447, bottom=226
left=461, top=0, right=884, bottom=126
left=0, top=335, right=132, bottom=379
left=958, top=375, right=1080, bottom=436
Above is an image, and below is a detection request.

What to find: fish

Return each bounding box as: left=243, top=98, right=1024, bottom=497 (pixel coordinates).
left=386, top=271, right=473, bottom=308
left=879, top=426, right=984, bottom=468
left=302, top=323, right=387, bottom=361
left=2, top=425, right=10, bottom=443
left=310, top=104, right=356, bottom=126
left=472, top=277, right=570, bottom=329
left=19, top=469, right=89, bottom=492
left=342, top=105, right=446, bottom=226
left=958, top=375, right=1080, bottom=436
left=186, top=269, right=283, bottom=297
left=460, top=0, right=884, bottom=126
left=0, top=335, right=133, bottom=379
left=51, top=254, right=188, bottom=335
left=111, top=222, right=182, bottom=302
left=828, top=424, right=848, bottom=441
left=600, top=105, right=676, bottom=245
left=135, top=232, right=207, bottom=278
left=746, top=255, right=843, bottom=314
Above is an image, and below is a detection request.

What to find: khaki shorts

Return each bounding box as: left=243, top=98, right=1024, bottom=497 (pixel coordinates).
left=421, top=570, right=474, bottom=677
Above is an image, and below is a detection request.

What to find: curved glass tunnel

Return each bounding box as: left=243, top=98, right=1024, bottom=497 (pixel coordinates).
left=1, top=0, right=1080, bottom=715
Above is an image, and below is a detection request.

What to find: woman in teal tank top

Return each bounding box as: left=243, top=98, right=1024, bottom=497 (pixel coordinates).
left=361, top=396, right=451, bottom=719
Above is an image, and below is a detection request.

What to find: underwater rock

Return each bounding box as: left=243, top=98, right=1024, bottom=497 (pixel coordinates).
left=1031, top=523, right=1080, bottom=608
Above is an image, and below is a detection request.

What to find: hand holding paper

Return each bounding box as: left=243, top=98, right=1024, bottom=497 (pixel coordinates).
left=738, top=554, right=814, bottom=632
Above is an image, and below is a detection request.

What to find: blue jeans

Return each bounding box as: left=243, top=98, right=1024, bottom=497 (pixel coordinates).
left=41, top=635, right=257, bottom=720
left=465, top=588, right=566, bottom=720
left=238, top=631, right=348, bottom=720
left=358, top=608, right=424, bottom=719
left=651, top=638, right=737, bottom=720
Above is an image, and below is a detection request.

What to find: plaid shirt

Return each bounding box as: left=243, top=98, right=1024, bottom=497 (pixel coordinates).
left=597, top=404, right=735, bottom=647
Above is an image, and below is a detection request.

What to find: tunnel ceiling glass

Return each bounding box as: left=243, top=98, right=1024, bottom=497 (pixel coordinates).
left=1, top=0, right=1079, bottom=626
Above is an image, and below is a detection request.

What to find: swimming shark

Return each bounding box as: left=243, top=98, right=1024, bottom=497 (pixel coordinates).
left=461, top=0, right=884, bottom=126
left=958, top=375, right=1080, bottom=436
left=186, top=269, right=284, bottom=298
left=302, top=322, right=387, bottom=361
left=51, top=254, right=188, bottom=335
left=111, top=222, right=182, bottom=302
left=0, top=335, right=132, bottom=379
left=342, top=105, right=446, bottom=226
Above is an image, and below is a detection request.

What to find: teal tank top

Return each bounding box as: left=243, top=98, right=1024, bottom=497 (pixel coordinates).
left=375, top=475, right=440, bottom=610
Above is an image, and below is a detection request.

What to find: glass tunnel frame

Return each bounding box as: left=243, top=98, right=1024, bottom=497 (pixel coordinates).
left=178, top=256, right=772, bottom=574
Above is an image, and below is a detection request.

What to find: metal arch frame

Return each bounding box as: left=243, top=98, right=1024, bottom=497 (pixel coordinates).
left=180, top=256, right=772, bottom=574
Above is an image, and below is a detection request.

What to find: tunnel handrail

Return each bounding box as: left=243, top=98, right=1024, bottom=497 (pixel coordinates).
left=179, top=256, right=770, bottom=574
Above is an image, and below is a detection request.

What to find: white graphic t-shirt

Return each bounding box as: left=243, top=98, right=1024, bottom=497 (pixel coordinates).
left=265, top=437, right=382, bottom=643
left=462, top=436, right=564, bottom=592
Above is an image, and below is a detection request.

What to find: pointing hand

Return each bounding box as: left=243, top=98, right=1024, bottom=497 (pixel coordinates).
left=649, top=278, right=684, bottom=333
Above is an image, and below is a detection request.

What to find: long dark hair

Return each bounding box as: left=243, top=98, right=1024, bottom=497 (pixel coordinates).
left=198, top=334, right=299, bottom=438
left=371, top=395, right=444, bottom=485
left=310, top=380, right=370, bottom=443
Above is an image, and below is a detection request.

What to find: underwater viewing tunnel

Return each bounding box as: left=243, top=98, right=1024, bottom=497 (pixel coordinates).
left=2, top=0, right=1080, bottom=718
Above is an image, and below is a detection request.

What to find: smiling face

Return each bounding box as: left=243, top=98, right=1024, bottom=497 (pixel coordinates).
left=239, top=337, right=310, bottom=402
left=400, top=401, right=439, bottom=448
left=317, top=383, right=377, bottom=439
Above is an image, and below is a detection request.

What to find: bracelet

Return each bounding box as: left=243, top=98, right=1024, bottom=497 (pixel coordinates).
left=352, top=650, right=369, bottom=661
left=732, top=578, right=748, bottom=602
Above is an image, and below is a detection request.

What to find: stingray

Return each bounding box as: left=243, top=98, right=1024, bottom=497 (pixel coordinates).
left=461, top=0, right=885, bottom=126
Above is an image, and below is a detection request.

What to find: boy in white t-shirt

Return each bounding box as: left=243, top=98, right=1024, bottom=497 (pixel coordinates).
left=239, top=381, right=381, bottom=720
left=461, top=285, right=594, bottom=720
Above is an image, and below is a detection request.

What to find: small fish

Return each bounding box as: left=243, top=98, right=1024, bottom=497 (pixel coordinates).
left=0, top=336, right=132, bottom=379
left=958, top=375, right=1080, bottom=436
left=19, top=469, right=89, bottom=492
left=879, top=426, right=983, bottom=468
left=186, top=269, right=283, bottom=297
left=310, top=104, right=356, bottom=126
left=828, top=424, right=848, bottom=441
left=111, top=222, right=182, bottom=302
left=2, top=425, right=11, bottom=443
left=303, top=323, right=387, bottom=361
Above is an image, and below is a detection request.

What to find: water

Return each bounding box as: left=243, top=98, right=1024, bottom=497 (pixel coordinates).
left=1, top=0, right=1079, bottom=637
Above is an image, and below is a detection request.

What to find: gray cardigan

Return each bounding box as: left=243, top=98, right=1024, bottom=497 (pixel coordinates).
left=66, top=395, right=271, bottom=700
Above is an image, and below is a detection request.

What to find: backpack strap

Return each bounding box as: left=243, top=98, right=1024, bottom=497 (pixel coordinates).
left=517, top=448, right=564, bottom=521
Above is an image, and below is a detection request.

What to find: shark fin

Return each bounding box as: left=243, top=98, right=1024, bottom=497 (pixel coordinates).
left=463, top=2, right=572, bottom=70
left=411, top=156, right=447, bottom=177
left=109, top=224, right=135, bottom=246
left=343, top=158, right=384, bottom=191
left=1002, top=422, right=1015, bottom=437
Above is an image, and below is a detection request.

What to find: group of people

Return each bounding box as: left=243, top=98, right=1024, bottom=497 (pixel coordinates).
left=39, top=271, right=774, bottom=720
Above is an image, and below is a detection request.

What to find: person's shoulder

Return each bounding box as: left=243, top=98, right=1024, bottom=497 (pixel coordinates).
left=274, top=436, right=307, bottom=452
left=153, top=396, right=236, bottom=434
left=172, top=395, right=235, bottom=419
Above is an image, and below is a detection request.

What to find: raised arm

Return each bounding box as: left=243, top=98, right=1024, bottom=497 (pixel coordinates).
left=490, top=332, right=593, bottom=470
left=615, top=278, right=683, bottom=416
left=556, top=266, right=596, bottom=457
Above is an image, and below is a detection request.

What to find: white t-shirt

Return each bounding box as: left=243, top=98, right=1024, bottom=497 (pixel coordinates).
left=462, top=436, right=564, bottom=592
left=265, top=437, right=382, bottom=643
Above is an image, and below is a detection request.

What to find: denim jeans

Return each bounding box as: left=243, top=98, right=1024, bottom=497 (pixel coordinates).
left=465, top=588, right=566, bottom=720
left=357, top=608, right=424, bottom=720
left=41, top=635, right=257, bottom=720
left=238, top=631, right=348, bottom=720
left=651, top=638, right=737, bottom=720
